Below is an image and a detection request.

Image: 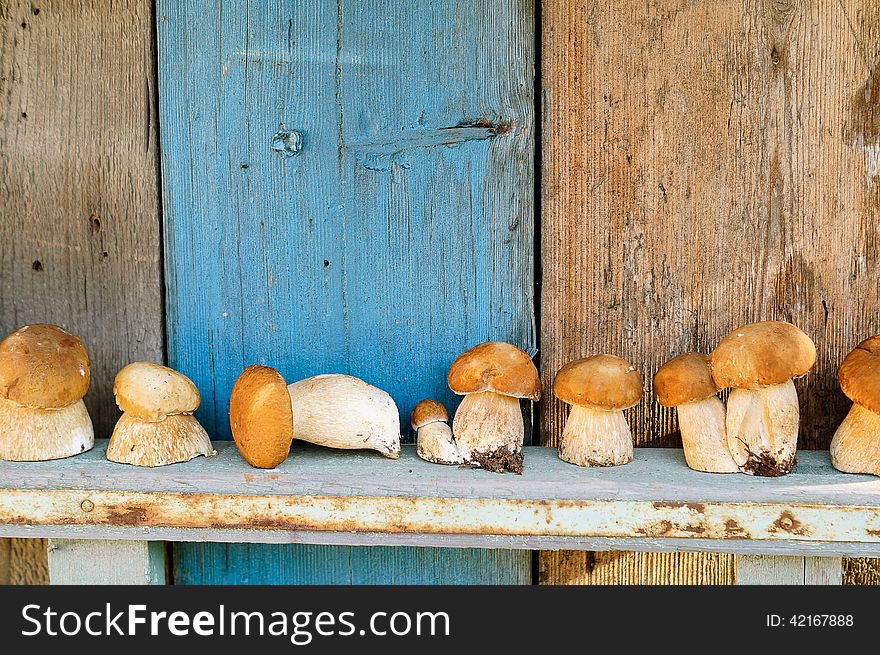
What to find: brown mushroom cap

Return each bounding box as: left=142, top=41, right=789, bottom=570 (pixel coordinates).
left=0, top=324, right=90, bottom=409
left=229, top=364, right=294, bottom=468
left=113, top=362, right=200, bottom=421
left=653, top=353, right=719, bottom=407
left=553, top=354, right=643, bottom=410
left=410, top=399, right=449, bottom=430
left=839, top=335, right=880, bottom=415
left=711, top=321, right=816, bottom=390
left=447, top=342, right=541, bottom=400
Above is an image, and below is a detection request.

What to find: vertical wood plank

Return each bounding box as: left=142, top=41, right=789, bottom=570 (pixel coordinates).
left=157, top=0, right=534, bottom=584
left=174, top=544, right=530, bottom=585
left=541, top=0, right=879, bottom=585
left=0, top=1, right=163, bottom=584
left=48, top=540, right=166, bottom=585
left=736, top=556, right=842, bottom=585
left=0, top=539, right=47, bottom=585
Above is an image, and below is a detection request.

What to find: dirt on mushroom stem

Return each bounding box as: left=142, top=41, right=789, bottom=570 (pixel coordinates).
left=463, top=446, right=524, bottom=474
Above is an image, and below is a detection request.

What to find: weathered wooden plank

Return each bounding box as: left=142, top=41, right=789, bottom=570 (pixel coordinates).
left=541, top=0, right=879, bottom=585
left=540, top=552, right=734, bottom=585
left=48, top=540, right=166, bottom=585
left=0, top=538, right=47, bottom=584
left=156, top=0, right=534, bottom=584
left=174, top=544, right=529, bottom=585
left=0, top=1, right=163, bottom=584
left=3, top=443, right=880, bottom=556
left=735, top=556, right=842, bottom=585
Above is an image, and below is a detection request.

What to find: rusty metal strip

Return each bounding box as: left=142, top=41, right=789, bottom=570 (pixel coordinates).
left=1, top=489, right=880, bottom=544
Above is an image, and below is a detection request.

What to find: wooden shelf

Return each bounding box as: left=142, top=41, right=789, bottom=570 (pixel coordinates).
left=2, top=440, right=879, bottom=556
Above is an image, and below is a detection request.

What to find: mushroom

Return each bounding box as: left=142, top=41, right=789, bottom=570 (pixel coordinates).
left=230, top=366, right=400, bottom=467
left=0, top=324, right=94, bottom=461
left=412, top=399, right=461, bottom=465
left=711, top=321, right=816, bottom=476
left=830, top=335, right=880, bottom=476
left=653, top=353, right=738, bottom=473
left=447, top=342, right=540, bottom=474
left=552, top=354, right=642, bottom=467
left=106, top=362, right=215, bottom=467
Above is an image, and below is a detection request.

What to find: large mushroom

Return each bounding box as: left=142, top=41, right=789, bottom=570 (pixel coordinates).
left=0, top=324, right=94, bottom=461
left=230, top=366, right=400, bottom=468
left=412, top=399, right=461, bottom=465
left=711, top=321, right=816, bottom=476
left=553, top=354, right=642, bottom=467
left=106, top=362, right=215, bottom=467
left=653, top=353, right=737, bottom=473
left=447, top=342, right=540, bottom=474
left=830, top=335, right=880, bottom=476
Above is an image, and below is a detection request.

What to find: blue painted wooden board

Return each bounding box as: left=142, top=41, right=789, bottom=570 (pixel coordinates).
left=157, top=0, right=534, bottom=584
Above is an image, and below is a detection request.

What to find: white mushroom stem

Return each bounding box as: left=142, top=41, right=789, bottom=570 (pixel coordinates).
left=0, top=397, right=93, bottom=461
left=417, top=421, right=463, bottom=465
left=676, top=397, right=738, bottom=473
left=557, top=405, right=632, bottom=467
left=830, top=403, right=880, bottom=476
left=287, top=374, right=401, bottom=459
left=106, top=413, right=215, bottom=467
left=725, top=379, right=799, bottom=476
left=452, top=391, right=523, bottom=462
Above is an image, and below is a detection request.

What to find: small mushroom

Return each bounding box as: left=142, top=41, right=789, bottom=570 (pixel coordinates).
left=230, top=366, right=401, bottom=468
left=447, top=342, right=540, bottom=474
left=412, top=399, right=461, bottom=465
left=831, top=335, right=880, bottom=476
left=106, top=362, right=215, bottom=467
left=653, top=353, right=738, bottom=473
left=711, top=321, right=816, bottom=476
left=553, top=354, right=642, bottom=467
left=0, top=324, right=94, bottom=461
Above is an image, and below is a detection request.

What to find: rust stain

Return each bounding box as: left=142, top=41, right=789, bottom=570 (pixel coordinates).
left=635, top=520, right=674, bottom=537
left=103, top=505, right=149, bottom=525
left=723, top=519, right=751, bottom=538
left=866, top=529, right=880, bottom=537
left=652, top=501, right=705, bottom=512
left=769, top=510, right=809, bottom=536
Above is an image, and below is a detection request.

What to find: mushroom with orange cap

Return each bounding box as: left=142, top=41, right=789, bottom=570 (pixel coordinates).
left=653, top=353, right=737, bottom=473
left=0, top=324, right=94, bottom=461
left=230, top=366, right=401, bottom=468
left=553, top=354, right=642, bottom=467
left=106, top=362, right=215, bottom=467
left=447, top=342, right=540, bottom=474
left=831, top=335, right=880, bottom=476
left=711, top=321, right=816, bottom=476
left=412, top=399, right=461, bottom=465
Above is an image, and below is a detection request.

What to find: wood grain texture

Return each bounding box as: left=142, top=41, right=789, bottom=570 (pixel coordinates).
left=0, top=538, right=47, bottom=584
left=541, top=0, right=880, bottom=584
left=735, top=556, right=842, bottom=584
left=174, top=544, right=529, bottom=585
left=0, top=1, right=163, bottom=584
left=48, top=539, right=166, bottom=585
left=540, top=551, right=734, bottom=585
left=157, top=0, right=534, bottom=584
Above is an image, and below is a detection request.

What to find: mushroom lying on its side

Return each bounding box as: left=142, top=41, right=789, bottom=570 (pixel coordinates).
left=0, top=324, right=94, bottom=461
left=553, top=354, right=642, bottom=467
left=831, top=336, right=880, bottom=476
left=230, top=366, right=401, bottom=468
left=447, top=342, right=540, bottom=474
left=653, top=353, right=738, bottom=473
left=711, top=321, right=816, bottom=477
left=106, top=362, right=214, bottom=467
left=412, top=399, right=461, bottom=465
